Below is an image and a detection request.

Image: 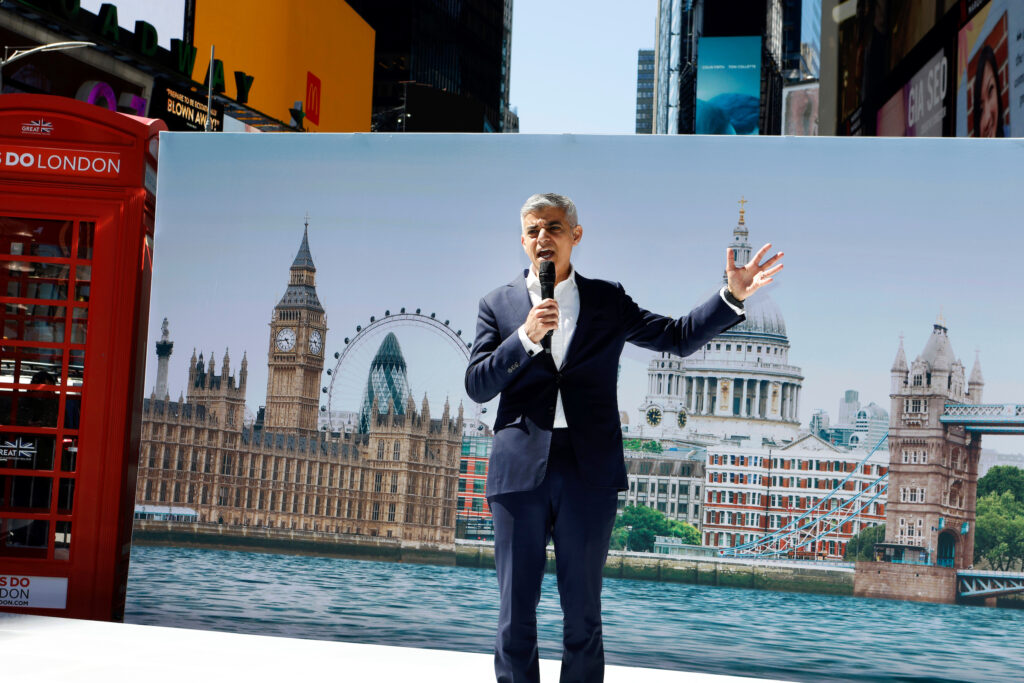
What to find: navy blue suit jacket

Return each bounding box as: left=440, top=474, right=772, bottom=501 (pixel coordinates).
left=465, top=270, right=745, bottom=498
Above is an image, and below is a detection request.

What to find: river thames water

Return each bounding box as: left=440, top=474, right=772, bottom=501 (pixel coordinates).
left=124, top=546, right=1023, bottom=682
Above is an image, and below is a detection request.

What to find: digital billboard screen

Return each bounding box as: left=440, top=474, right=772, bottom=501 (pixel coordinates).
left=696, top=36, right=762, bottom=135
left=956, top=0, right=1024, bottom=137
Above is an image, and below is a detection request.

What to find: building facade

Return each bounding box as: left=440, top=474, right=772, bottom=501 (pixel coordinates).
left=458, top=434, right=493, bottom=520
left=635, top=49, right=655, bottom=134
left=654, top=0, right=703, bottom=134
left=881, top=320, right=983, bottom=567
left=136, top=224, right=462, bottom=545
left=618, top=450, right=704, bottom=529
left=348, top=0, right=515, bottom=132
left=701, top=434, right=888, bottom=556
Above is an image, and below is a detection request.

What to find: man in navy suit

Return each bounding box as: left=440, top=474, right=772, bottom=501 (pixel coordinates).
left=465, top=193, right=783, bottom=682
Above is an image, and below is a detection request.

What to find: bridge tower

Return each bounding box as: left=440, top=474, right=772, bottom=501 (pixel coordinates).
left=854, top=318, right=983, bottom=603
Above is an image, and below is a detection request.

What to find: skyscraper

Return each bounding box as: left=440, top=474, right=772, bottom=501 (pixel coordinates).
left=358, top=333, right=413, bottom=434
left=346, top=0, right=514, bottom=132
left=654, top=0, right=704, bottom=134
left=635, top=49, right=655, bottom=134
left=781, top=0, right=803, bottom=81
left=800, top=0, right=821, bottom=80
left=655, top=0, right=784, bottom=135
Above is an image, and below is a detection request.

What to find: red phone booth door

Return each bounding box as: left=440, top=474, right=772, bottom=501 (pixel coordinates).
left=0, top=95, right=161, bottom=621
left=1, top=209, right=96, bottom=610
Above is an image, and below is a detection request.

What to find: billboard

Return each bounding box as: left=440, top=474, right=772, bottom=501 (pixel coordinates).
left=191, top=0, right=374, bottom=131
left=782, top=82, right=819, bottom=135
left=123, top=131, right=1024, bottom=682
left=956, top=0, right=1024, bottom=137
left=831, top=1, right=959, bottom=136
left=876, top=50, right=949, bottom=137
left=696, top=37, right=762, bottom=135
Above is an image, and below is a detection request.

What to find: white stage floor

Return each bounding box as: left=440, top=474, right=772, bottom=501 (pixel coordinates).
left=0, top=613, right=778, bottom=683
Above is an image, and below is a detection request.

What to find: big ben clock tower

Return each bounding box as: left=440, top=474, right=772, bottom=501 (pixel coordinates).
left=264, top=219, right=327, bottom=434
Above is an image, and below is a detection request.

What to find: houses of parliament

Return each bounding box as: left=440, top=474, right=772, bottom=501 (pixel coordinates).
left=135, top=223, right=463, bottom=545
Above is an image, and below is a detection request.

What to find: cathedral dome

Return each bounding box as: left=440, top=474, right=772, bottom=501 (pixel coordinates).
left=712, top=289, right=788, bottom=343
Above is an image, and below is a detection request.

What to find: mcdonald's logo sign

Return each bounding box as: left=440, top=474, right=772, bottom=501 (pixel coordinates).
left=306, top=72, right=322, bottom=126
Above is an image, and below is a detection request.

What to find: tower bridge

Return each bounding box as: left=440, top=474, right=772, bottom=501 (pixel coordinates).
left=850, top=319, right=1024, bottom=604
left=721, top=318, right=1024, bottom=604
left=940, top=403, right=1024, bottom=434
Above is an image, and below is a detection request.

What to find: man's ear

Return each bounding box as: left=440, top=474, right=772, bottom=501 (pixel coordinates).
left=573, top=225, right=583, bottom=245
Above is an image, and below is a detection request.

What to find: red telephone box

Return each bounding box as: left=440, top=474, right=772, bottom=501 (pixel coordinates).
left=0, top=95, right=164, bottom=620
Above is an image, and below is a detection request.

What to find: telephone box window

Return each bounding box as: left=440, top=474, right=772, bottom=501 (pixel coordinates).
left=0, top=217, right=73, bottom=258
left=3, top=261, right=70, bottom=300
left=3, top=303, right=67, bottom=343
left=57, top=478, right=74, bottom=514
left=68, top=349, right=84, bottom=387
left=0, top=474, right=53, bottom=511
left=63, top=393, right=81, bottom=430
left=60, top=437, right=77, bottom=472
left=0, top=433, right=55, bottom=471
left=74, top=266, right=91, bottom=302
left=0, top=386, right=60, bottom=427
left=54, top=520, right=72, bottom=561
left=76, top=222, right=94, bottom=260
left=1, top=345, right=65, bottom=384
left=0, top=518, right=49, bottom=558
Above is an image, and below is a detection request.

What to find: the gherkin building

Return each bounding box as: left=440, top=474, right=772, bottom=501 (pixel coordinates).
left=358, top=332, right=412, bottom=433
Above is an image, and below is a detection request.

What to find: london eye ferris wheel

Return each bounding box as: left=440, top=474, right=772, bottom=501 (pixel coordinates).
left=321, top=308, right=487, bottom=435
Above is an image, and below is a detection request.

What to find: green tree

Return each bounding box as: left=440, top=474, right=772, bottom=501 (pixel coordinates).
left=843, top=523, right=886, bottom=561
left=978, top=465, right=1024, bottom=502
left=974, top=491, right=1024, bottom=571
left=667, top=517, right=700, bottom=545
left=622, top=439, right=662, bottom=453
left=610, top=505, right=699, bottom=552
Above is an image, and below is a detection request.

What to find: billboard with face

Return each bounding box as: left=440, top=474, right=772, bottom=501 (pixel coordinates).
left=956, top=0, right=1024, bottom=137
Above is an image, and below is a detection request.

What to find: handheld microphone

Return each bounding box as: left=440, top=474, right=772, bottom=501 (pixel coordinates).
left=539, top=260, right=555, bottom=353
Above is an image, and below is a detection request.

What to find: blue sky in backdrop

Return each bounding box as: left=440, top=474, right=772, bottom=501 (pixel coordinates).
left=149, top=133, right=1023, bottom=454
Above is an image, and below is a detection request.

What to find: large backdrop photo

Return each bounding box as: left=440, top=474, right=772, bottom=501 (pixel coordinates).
left=126, top=132, right=1024, bottom=682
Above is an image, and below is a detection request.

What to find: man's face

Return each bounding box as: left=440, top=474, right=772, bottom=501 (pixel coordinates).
left=520, top=206, right=582, bottom=279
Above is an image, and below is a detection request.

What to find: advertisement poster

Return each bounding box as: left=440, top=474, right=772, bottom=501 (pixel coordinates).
left=877, top=50, right=949, bottom=137
left=956, top=0, right=1024, bottom=137
left=696, top=37, right=762, bottom=135
left=126, top=133, right=1024, bottom=682
left=782, top=82, right=819, bottom=135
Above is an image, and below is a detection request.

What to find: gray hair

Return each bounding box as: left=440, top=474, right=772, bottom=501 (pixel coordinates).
left=520, top=193, right=579, bottom=227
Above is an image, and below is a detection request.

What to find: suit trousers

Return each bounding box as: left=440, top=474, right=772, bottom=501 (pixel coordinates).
left=489, top=430, right=619, bottom=683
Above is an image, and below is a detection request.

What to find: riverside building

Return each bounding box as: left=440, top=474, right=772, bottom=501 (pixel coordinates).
left=135, top=223, right=462, bottom=545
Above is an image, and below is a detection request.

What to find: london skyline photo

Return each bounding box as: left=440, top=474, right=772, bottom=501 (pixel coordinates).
left=146, top=133, right=1022, bottom=455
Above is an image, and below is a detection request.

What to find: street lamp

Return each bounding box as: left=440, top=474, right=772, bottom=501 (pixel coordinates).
left=1, top=41, right=95, bottom=92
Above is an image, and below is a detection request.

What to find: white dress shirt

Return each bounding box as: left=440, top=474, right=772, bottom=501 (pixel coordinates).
left=517, top=265, right=743, bottom=429
left=517, top=266, right=579, bottom=428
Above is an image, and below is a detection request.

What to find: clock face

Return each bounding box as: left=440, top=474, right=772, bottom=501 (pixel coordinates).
left=646, top=406, right=662, bottom=426
left=309, top=330, right=323, bottom=355
left=276, top=327, right=296, bottom=352
left=677, top=409, right=687, bottom=428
